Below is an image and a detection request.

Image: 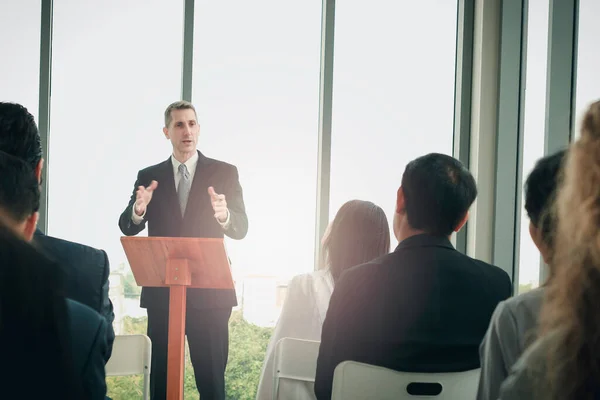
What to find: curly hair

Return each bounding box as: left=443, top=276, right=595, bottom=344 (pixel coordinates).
left=538, top=100, right=600, bottom=399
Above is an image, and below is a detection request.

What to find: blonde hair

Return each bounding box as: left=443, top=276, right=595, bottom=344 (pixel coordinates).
left=538, top=100, right=600, bottom=399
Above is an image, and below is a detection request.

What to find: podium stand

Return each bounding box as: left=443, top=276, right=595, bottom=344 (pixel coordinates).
left=121, top=236, right=234, bottom=400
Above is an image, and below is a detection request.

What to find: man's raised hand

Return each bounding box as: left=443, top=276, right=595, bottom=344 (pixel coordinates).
left=208, top=186, right=228, bottom=223
left=134, top=180, right=158, bottom=216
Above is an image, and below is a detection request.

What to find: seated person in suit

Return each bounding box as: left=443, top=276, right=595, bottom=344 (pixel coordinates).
left=0, top=102, right=114, bottom=359
left=498, top=101, right=600, bottom=400
left=256, top=200, right=391, bottom=400
left=314, top=153, right=513, bottom=400
left=0, top=151, right=108, bottom=400
left=477, top=150, right=565, bottom=400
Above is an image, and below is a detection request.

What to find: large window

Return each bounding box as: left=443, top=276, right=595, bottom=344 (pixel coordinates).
left=191, top=2, right=322, bottom=396
left=49, top=1, right=184, bottom=396
left=0, top=0, right=41, bottom=119
left=516, top=0, right=550, bottom=293
left=48, top=0, right=183, bottom=334
left=192, top=0, right=322, bottom=323
left=575, top=0, right=600, bottom=131
left=329, top=0, right=458, bottom=246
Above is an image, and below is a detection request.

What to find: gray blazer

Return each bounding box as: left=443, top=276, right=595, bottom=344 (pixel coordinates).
left=477, top=288, right=544, bottom=400
left=499, top=330, right=600, bottom=400
left=497, top=331, right=550, bottom=400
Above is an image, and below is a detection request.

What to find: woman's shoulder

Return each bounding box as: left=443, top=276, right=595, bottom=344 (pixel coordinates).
left=289, top=270, right=333, bottom=288
left=287, top=270, right=333, bottom=297
left=499, top=330, right=561, bottom=399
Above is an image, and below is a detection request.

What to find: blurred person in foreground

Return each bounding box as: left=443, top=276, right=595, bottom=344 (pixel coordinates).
left=499, top=100, right=600, bottom=400
left=0, top=150, right=108, bottom=400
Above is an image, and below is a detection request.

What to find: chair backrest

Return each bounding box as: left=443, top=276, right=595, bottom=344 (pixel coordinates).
left=331, top=361, right=481, bottom=400
left=272, top=338, right=321, bottom=399
left=106, top=334, right=152, bottom=377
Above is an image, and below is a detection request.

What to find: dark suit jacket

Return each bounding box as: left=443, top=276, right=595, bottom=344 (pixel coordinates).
left=33, top=230, right=115, bottom=360
left=118, top=150, right=248, bottom=310
left=67, top=299, right=109, bottom=400
left=314, top=234, right=513, bottom=399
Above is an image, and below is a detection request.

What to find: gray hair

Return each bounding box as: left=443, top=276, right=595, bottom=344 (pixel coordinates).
left=164, top=101, right=197, bottom=128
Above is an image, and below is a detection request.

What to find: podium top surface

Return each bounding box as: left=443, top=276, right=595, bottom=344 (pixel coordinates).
left=120, top=236, right=233, bottom=289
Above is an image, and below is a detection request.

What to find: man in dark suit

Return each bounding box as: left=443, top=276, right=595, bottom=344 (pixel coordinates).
left=0, top=102, right=115, bottom=360
left=0, top=151, right=109, bottom=400
left=118, top=100, right=248, bottom=400
left=314, top=153, right=512, bottom=399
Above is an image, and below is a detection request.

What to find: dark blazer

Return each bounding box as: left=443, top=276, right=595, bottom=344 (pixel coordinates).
left=33, top=230, right=115, bottom=360
left=118, top=151, right=248, bottom=310
left=67, top=299, right=109, bottom=400
left=314, top=234, right=513, bottom=400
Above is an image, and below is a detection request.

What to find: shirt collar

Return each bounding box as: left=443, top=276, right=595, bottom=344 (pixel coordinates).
left=394, top=233, right=455, bottom=252
left=171, top=151, right=199, bottom=174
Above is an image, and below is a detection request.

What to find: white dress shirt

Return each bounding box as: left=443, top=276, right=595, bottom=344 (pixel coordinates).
left=131, top=152, right=230, bottom=227
left=256, top=269, right=335, bottom=400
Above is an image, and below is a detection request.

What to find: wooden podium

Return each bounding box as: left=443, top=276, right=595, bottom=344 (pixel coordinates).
left=121, top=236, right=234, bottom=400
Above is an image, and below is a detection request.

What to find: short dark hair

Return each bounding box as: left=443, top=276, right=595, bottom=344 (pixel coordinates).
left=524, top=150, right=566, bottom=248
left=401, top=153, right=477, bottom=236
left=164, top=100, right=197, bottom=128
left=0, top=102, right=42, bottom=171
left=0, top=151, right=40, bottom=222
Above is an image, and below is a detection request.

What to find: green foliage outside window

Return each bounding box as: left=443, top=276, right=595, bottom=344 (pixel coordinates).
left=107, top=311, right=273, bottom=399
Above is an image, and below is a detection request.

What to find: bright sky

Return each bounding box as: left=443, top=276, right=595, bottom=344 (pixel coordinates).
left=1, top=0, right=599, bottom=313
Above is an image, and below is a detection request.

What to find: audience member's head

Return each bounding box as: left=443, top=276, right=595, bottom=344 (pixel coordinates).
left=0, top=102, right=43, bottom=181
left=0, top=220, right=80, bottom=399
left=538, top=100, right=600, bottom=399
left=0, top=150, right=40, bottom=240
left=524, top=150, right=565, bottom=268
left=322, top=200, right=390, bottom=282
left=394, top=153, right=477, bottom=242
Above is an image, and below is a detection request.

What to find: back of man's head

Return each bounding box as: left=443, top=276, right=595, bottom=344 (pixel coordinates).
left=524, top=150, right=565, bottom=250
left=0, top=150, right=40, bottom=240
left=0, top=102, right=42, bottom=172
left=401, top=153, right=477, bottom=236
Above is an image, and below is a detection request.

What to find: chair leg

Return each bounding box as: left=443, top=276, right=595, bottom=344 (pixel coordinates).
left=272, top=376, right=280, bottom=400
left=143, top=372, right=150, bottom=400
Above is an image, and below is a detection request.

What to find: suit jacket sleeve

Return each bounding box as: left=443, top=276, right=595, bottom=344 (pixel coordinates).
left=82, top=318, right=109, bottom=400
left=99, top=250, right=115, bottom=361
left=315, top=272, right=354, bottom=400
left=119, top=170, right=147, bottom=236
left=477, top=301, right=519, bottom=400
left=505, top=272, right=514, bottom=298
left=223, top=166, right=248, bottom=240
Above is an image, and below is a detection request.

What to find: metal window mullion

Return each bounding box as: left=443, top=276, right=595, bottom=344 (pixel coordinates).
left=492, top=0, right=527, bottom=286
left=539, top=0, right=579, bottom=283
left=181, top=0, right=195, bottom=102
left=453, top=0, right=475, bottom=254
left=313, top=0, right=335, bottom=270
left=38, top=0, right=54, bottom=234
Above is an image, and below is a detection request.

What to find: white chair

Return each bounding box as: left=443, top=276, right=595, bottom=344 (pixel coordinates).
left=272, top=337, right=321, bottom=399
left=106, top=334, right=152, bottom=400
left=331, top=361, right=480, bottom=400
